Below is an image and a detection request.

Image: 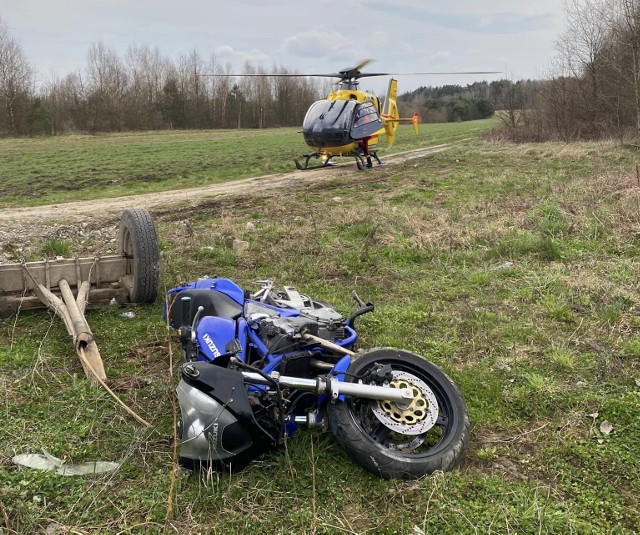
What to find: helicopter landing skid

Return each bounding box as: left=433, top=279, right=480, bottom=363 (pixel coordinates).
left=355, top=151, right=383, bottom=170
left=294, top=153, right=335, bottom=170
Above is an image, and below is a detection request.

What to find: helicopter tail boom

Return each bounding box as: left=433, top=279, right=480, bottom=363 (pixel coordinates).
left=381, top=79, right=419, bottom=144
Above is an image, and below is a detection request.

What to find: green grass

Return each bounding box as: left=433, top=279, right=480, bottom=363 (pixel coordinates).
left=2, top=128, right=640, bottom=533
left=0, top=119, right=495, bottom=208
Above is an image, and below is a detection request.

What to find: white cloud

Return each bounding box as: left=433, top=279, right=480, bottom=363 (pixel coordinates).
left=431, top=51, right=452, bottom=60
left=282, top=30, right=354, bottom=59
left=213, top=45, right=269, bottom=66
left=1, top=0, right=567, bottom=90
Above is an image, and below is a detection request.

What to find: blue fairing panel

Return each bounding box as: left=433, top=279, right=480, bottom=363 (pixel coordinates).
left=193, top=278, right=245, bottom=305
left=196, top=316, right=237, bottom=362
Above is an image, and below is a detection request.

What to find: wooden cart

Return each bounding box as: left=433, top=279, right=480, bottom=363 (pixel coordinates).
left=0, top=208, right=160, bottom=386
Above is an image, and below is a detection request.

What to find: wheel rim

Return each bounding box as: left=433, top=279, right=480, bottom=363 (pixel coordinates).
left=372, top=370, right=439, bottom=435
left=348, top=359, right=459, bottom=457
left=121, top=227, right=134, bottom=276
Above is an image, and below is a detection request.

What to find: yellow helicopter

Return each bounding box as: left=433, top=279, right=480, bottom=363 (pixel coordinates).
left=294, top=59, right=418, bottom=170
left=203, top=60, right=498, bottom=170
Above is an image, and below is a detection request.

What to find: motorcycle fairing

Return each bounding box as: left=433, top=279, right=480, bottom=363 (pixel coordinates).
left=177, top=381, right=250, bottom=461
left=167, top=289, right=242, bottom=330
left=196, top=316, right=238, bottom=362
left=178, top=362, right=279, bottom=463
left=165, top=278, right=245, bottom=320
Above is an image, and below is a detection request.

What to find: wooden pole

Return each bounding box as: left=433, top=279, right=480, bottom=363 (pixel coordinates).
left=20, top=264, right=148, bottom=425
left=59, top=279, right=107, bottom=384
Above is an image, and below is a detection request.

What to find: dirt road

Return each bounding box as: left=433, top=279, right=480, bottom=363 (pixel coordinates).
left=0, top=142, right=461, bottom=259
left=1, top=143, right=459, bottom=226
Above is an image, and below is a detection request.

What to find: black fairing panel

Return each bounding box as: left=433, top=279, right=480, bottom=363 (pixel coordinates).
left=182, top=362, right=253, bottom=418
left=181, top=362, right=279, bottom=450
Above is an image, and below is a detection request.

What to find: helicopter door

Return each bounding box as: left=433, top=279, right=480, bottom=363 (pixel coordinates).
left=350, top=101, right=382, bottom=140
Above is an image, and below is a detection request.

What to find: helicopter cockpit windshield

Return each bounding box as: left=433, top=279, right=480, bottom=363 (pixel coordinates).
left=303, top=100, right=356, bottom=130
left=301, top=99, right=358, bottom=147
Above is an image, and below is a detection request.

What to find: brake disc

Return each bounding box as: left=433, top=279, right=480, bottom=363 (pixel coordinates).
left=371, top=371, right=439, bottom=436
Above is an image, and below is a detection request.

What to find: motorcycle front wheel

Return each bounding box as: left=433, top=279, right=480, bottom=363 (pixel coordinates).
left=327, top=348, right=469, bottom=480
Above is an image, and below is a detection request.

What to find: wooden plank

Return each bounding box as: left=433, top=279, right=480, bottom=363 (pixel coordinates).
left=0, top=256, right=126, bottom=294
left=0, top=286, right=129, bottom=317
left=59, top=279, right=107, bottom=384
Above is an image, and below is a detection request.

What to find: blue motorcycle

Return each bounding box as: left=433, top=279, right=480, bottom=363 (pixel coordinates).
left=165, top=278, right=469, bottom=480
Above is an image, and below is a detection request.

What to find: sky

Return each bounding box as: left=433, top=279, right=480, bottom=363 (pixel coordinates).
left=1, top=0, right=566, bottom=94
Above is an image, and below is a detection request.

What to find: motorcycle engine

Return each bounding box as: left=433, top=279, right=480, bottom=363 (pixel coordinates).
left=257, top=286, right=346, bottom=353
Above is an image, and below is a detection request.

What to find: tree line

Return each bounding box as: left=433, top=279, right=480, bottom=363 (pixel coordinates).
left=398, top=81, right=509, bottom=123
left=6, top=2, right=639, bottom=142
left=0, top=17, right=329, bottom=136
left=0, top=15, right=501, bottom=137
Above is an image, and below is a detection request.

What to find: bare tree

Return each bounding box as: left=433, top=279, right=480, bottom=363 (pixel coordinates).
left=126, top=45, right=168, bottom=129
left=86, top=42, right=128, bottom=131
left=618, top=0, right=640, bottom=131
left=0, top=17, right=33, bottom=134
left=559, top=0, right=608, bottom=126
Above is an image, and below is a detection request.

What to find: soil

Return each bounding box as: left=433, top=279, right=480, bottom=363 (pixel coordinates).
left=0, top=144, right=457, bottom=261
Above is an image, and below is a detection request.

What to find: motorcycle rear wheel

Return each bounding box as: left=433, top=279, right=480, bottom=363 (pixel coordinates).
left=327, top=348, right=469, bottom=480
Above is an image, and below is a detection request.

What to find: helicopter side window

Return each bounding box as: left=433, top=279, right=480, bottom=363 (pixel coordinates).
left=350, top=101, right=382, bottom=140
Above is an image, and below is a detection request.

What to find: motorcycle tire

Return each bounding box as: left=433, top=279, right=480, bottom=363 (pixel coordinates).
left=327, top=348, right=469, bottom=480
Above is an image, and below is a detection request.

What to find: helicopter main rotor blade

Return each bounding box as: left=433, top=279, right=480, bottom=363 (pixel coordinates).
left=336, top=59, right=374, bottom=79
left=198, top=69, right=502, bottom=79
left=198, top=73, right=343, bottom=78
left=357, top=71, right=502, bottom=77
left=353, top=59, right=373, bottom=71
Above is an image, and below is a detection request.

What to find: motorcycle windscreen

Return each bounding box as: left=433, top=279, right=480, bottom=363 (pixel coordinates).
left=350, top=101, right=382, bottom=140
left=301, top=99, right=357, bottom=147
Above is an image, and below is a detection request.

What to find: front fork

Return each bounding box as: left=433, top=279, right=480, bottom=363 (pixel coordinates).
left=240, top=370, right=414, bottom=403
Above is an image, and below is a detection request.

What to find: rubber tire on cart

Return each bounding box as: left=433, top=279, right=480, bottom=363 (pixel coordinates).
left=327, top=348, right=470, bottom=480
left=118, top=208, right=160, bottom=303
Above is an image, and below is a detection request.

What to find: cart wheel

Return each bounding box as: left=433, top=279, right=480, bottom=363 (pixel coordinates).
left=118, top=208, right=160, bottom=303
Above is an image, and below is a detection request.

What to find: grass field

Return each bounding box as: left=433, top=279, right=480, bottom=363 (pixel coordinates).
left=0, top=120, right=493, bottom=208
left=1, top=123, right=640, bottom=533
